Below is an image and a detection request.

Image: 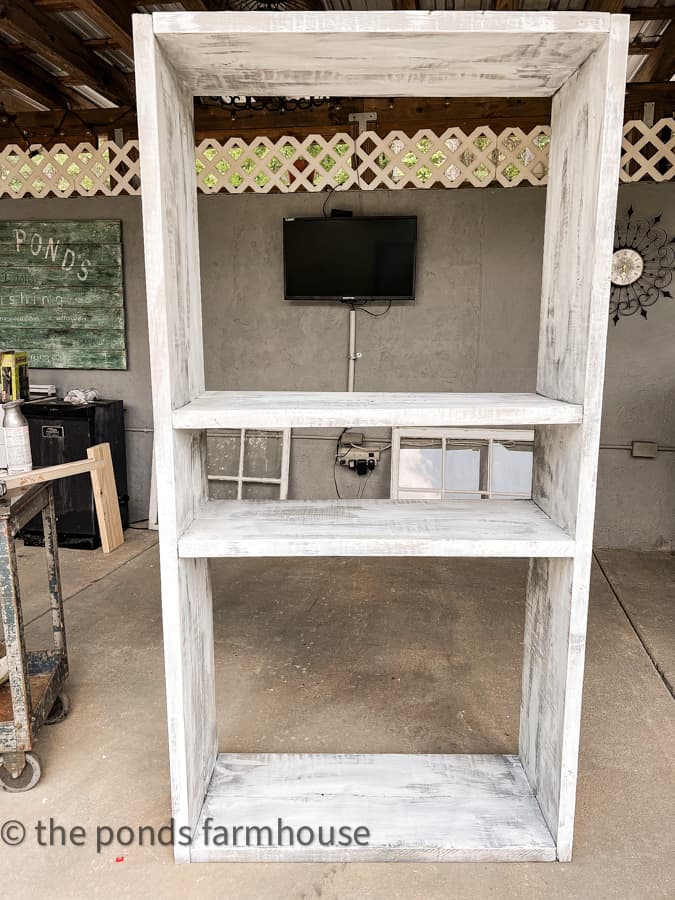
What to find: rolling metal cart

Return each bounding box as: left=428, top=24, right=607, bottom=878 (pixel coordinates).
left=0, top=482, right=70, bottom=792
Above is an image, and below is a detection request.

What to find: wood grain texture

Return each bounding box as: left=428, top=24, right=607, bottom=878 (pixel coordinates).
left=133, top=14, right=216, bottom=863
left=524, top=16, right=630, bottom=863
left=135, top=9, right=630, bottom=864
left=173, top=391, right=583, bottom=430
left=178, top=499, right=575, bottom=559
left=153, top=12, right=608, bottom=98
left=0, top=219, right=126, bottom=370
left=87, top=443, right=124, bottom=554
left=190, top=753, right=556, bottom=862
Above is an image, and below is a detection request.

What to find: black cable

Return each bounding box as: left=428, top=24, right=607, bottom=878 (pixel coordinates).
left=333, top=426, right=348, bottom=499
left=322, top=184, right=337, bottom=218
left=353, top=299, right=392, bottom=317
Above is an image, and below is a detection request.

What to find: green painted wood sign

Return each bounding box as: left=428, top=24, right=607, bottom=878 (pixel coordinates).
left=0, top=220, right=126, bottom=369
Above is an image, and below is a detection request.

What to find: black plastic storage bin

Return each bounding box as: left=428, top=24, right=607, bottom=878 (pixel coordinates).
left=21, top=398, right=129, bottom=549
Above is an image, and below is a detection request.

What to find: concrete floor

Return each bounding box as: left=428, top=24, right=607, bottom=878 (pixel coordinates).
left=1, top=532, right=673, bottom=899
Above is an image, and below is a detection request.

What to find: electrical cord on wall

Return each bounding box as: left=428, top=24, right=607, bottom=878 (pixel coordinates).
left=322, top=184, right=337, bottom=218
left=351, top=299, right=392, bottom=317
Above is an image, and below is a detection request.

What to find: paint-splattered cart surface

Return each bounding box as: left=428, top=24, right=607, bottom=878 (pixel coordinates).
left=0, top=482, right=70, bottom=791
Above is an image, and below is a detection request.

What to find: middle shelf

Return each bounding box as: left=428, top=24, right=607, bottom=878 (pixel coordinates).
left=178, top=499, right=574, bottom=559
left=172, top=391, right=583, bottom=430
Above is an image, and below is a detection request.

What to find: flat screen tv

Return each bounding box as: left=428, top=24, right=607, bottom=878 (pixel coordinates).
left=283, top=216, right=417, bottom=302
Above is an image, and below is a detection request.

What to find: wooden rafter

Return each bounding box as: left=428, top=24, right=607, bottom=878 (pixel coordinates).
left=0, top=46, right=71, bottom=109
left=623, top=6, right=675, bottom=22
left=629, top=36, right=661, bottom=55
left=494, top=1, right=518, bottom=10
left=633, top=22, right=675, bottom=82
left=0, top=0, right=132, bottom=106
left=586, top=1, right=625, bottom=11
left=33, top=1, right=134, bottom=56
left=68, top=1, right=134, bottom=57
left=2, top=83, right=673, bottom=149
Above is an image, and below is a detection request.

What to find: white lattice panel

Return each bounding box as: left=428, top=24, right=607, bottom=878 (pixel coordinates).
left=620, top=119, right=675, bottom=183
left=0, top=121, right=672, bottom=198
left=0, top=141, right=140, bottom=198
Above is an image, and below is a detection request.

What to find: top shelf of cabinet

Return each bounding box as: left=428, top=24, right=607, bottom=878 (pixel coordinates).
left=172, top=391, right=582, bottom=430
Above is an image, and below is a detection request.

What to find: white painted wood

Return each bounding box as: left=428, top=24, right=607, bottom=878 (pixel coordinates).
left=133, top=14, right=217, bottom=863
left=173, top=392, right=583, bottom=430
left=178, top=499, right=574, bottom=559
left=522, top=16, right=630, bottom=863
left=134, top=9, right=630, bottom=864
left=190, top=753, right=556, bottom=862
left=153, top=12, right=608, bottom=98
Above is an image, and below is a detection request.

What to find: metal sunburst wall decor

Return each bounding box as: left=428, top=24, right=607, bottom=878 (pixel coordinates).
left=609, top=206, right=675, bottom=324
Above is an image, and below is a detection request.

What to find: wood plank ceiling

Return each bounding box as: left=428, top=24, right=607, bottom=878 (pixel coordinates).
left=0, top=1, right=673, bottom=147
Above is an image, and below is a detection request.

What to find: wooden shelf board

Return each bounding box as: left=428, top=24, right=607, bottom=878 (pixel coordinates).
left=189, top=753, right=556, bottom=862
left=178, top=499, right=574, bottom=559
left=173, top=391, right=583, bottom=430
left=154, top=11, right=608, bottom=99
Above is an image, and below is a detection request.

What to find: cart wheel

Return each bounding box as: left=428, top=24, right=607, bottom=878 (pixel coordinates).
left=0, top=752, right=41, bottom=792
left=45, top=692, right=71, bottom=725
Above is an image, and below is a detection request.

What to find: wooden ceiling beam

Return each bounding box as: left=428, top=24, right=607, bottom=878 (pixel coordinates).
left=0, top=83, right=673, bottom=148
left=628, top=37, right=660, bottom=55
left=0, top=46, right=71, bottom=109
left=633, top=22, right=675, bottom=82
left=586, top=1, right=625, bottom=11
left=494, top=1, right=518, bottom=10
left=67, top=1, right=135, bottom=57
left=623, top=7, right=675, bottom=22
left=0, top=0, right=132, bottom=105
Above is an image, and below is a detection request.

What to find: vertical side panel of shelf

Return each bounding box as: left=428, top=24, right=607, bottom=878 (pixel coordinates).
left=133, top=15, right=217, bottom=862
left=521, top=17, right=630, bottom=862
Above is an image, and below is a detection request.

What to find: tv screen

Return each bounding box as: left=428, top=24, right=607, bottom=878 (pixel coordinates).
left=283, top=216, right=417, bottom=301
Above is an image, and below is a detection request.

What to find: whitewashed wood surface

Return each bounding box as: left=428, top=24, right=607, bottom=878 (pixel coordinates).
left=178, top=499, right=574, bottom=559
left=153, top=11, right=608, bottom=98
left=524, top=15, right=630, bottom=863
left=133, top=14, right=217, bottom=862
left=173, top=391, right=583, bottom=429
left=189, top=753, right=555, bottom=862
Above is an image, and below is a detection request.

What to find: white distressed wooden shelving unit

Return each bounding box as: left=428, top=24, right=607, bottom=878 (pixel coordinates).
left=134, top=11, right=628, bottom=863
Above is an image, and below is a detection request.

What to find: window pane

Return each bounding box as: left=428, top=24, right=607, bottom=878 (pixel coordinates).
left=207, top=430, right=241, bottom=478
left=242, top=481, right=281, bottom=499
left=492, top=442, right=533, bottom=498
left=208, top=479, right=238, bottom=500
left=444, top=443, right=484, bottom=493
left=399, top=439, right=442, bottom=490
left=398, top=489, right=442, bottom=499
left=243, top=430, right=283, bottom=479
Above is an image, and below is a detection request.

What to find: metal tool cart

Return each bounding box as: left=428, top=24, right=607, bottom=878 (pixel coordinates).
left=0, top=482, right=70, bottom=792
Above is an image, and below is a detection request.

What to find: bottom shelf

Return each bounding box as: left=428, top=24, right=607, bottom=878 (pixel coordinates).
left=0, top=650, right=67, bottom=748
left=190, top=753, right=555, bottom=862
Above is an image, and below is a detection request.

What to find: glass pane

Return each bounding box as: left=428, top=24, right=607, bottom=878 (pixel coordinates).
left=398, top=489, right=442, bottom=499
left=444, top=442, right=484, bottom=493
left=243, top=430, right=283, bottom=479
left=492, top=442, right=533, bottom=498
left=207, top=430, right=241, bottom=478
left=242, top=481, right=281, bottom=499
left=208, top=479, right=238, bottom=500
left=398, top=438, right=442, bottom=490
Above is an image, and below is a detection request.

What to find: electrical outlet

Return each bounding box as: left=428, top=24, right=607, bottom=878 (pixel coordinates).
left=337, top=432, right=382, bottom=474
left=631, top=441, right=658, bottom=458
